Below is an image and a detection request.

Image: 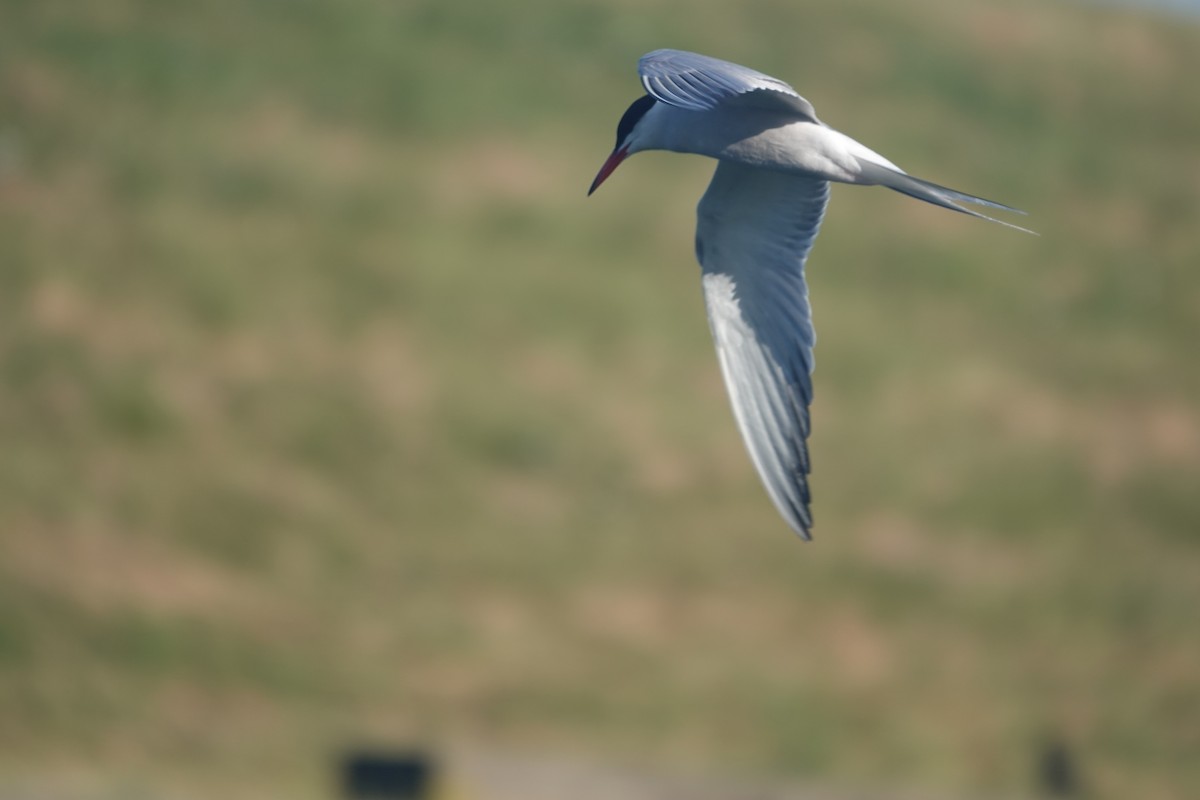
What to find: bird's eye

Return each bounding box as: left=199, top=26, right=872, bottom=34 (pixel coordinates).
left=615, top=95, right=656, bottom=147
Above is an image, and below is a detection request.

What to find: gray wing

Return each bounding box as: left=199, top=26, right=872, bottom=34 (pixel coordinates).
left=639, top=49, right=819, bottom=121
left=695, top=162, right=830, bottom=538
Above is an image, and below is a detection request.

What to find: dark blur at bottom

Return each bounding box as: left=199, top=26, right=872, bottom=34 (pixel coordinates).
left=341, top=750, right=436, bottom=800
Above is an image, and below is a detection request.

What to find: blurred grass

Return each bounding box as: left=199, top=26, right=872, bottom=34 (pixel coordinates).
left=0, top=0, right=1198, bottom=798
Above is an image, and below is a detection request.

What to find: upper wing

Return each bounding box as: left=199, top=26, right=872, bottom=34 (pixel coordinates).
left=695, top=162, right=830, bottom=538
left=639, top=49, right=819, bottom=122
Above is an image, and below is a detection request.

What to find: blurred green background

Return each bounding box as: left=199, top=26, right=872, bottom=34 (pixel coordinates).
left=1, top=0, right=1197, bottom=798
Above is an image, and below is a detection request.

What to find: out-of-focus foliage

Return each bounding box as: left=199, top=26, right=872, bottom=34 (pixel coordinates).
left=0, top=1, right=1196, bottom=798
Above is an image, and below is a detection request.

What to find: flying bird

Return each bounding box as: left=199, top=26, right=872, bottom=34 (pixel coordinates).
left=588, top=49, right=1031, bottom=539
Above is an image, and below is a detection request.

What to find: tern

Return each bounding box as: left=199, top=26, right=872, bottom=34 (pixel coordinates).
left=588, top=49, right=1030, bottom=539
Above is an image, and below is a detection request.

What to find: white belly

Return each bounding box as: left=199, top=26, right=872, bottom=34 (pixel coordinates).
left=656, top=104, right=903, bottom=184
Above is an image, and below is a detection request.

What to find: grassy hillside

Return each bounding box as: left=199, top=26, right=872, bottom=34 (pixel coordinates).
left=1, top=0, right=1197, bottom=797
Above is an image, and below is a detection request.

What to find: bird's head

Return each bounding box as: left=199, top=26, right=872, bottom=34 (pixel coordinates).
left=588, top=94, right=657, bottom=195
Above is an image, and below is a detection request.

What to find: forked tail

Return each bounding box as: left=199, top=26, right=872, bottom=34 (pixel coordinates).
left=855, top=158, right=1037, bottom=235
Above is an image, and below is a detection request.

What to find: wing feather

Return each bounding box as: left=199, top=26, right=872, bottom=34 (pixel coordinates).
left=696, top=162, right=829, bottom=538
left=640, top=49, right=819, bottom=121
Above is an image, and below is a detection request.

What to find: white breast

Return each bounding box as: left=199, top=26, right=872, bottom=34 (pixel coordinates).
left=638, top=101, right=902, bottom=184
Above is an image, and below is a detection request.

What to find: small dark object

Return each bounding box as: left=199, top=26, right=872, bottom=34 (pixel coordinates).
left=342, top=750, right=436, bottom=799
left=1037, top=739, right=1078, bottom=797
